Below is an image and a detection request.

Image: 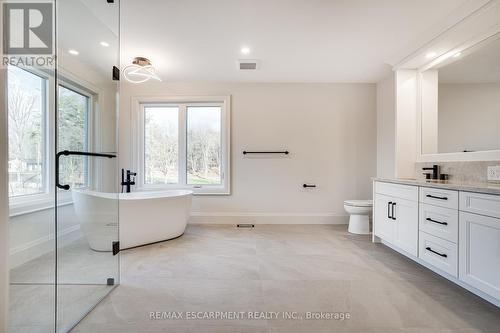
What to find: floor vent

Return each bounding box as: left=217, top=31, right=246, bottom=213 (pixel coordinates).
left=237, top=224, right=255, bottom=228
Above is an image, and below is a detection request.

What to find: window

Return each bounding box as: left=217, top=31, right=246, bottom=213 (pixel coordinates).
left=7, top=66, right=47, bottom=197
left=187, top=106, right=222, bottom=185
left=7, top=65, right=94, bottom=213
left=57, top=85, right=90, bottom=189
left=138, top=97, right=230, bottom=194
left=144, top=106, right=179, bottom=184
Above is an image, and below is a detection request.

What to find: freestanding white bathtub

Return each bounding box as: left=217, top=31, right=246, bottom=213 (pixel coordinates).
left=72, top=189, right=193, bottom=251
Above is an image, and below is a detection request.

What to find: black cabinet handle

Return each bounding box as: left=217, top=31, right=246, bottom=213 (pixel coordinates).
left=303, top=184, right=316, bottom=188
left=387, top=202, right=393, bottom=219
left=426, top=247, right=447, bottom=258
left=426, top=194, right=448, bottom=200
left=56, top=150, right=116, bottom=190
left=426, top=217, right=448, bottom=226
left=391, top=202, right=396, bottom=220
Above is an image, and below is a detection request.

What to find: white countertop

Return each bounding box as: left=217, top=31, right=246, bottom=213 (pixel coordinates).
left=374, top=177, right=500, bottom=195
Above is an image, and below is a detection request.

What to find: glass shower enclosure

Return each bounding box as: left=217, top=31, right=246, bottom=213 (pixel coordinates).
left=7, top=0, right=120, bottom=332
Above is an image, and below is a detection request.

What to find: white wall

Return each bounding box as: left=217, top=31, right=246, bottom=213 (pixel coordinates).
left=9, top=205, right=81, bottom=269
left=395, top=70, right=418, bottom=178
left=438, top=83, right=500, bottom=153
left=120, top=81, right=377, bottom=224
left=375, top=70, right=417, bottom=179
left=376, top=74, right=396, bottom=178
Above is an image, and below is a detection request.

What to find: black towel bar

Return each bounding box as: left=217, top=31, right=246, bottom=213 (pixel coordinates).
left=56, top=150, right=116, bottom=190
left=243, top=151, right=289, bottom=155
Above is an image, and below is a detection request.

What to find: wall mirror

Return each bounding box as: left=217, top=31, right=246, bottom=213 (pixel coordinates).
left=420, top=33, right=500, bottom=157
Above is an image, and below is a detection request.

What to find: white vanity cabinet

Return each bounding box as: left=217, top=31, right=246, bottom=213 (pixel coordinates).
left=373, top=180, right=500, bottom=307
left=418, top=186, right=459, bottom=278
left=459, top=192, right=500, bottom=300
left=374, top=182, right=418, bottom=256
left=374, top=194, right=395, bottom=243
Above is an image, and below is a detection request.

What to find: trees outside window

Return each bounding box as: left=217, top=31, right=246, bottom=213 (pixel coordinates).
left=57, top=85, right=90, bottom=189
left=7, top=66, right=45, bottom=197
left=187, top=106, right=221, bottom=185
left=144, top=106, right=179, bottom=184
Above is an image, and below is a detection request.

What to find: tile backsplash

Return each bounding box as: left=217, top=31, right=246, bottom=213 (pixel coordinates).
left=414, top=161, right=500, bottom=183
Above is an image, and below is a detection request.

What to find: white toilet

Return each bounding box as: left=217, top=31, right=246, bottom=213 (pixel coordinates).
left=344, top=200, right=373, bottom=235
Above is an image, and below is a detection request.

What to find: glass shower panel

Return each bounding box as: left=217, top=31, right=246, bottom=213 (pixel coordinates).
left=6, top=1, right=56, bottom=331
left=55, top=0, right=120, bottom=332
left=7, top=66, right=56, bottom=333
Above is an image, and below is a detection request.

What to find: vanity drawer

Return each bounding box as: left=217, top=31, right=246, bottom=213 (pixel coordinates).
left=419, top=204, right=458, bottom=243
left=375, top=182, right=418, bottom=201
left=419, top=187, right=458, bottom=209
left=460, top=191, right=500, bottom=219
left=419, top=231, right=458, bottom=278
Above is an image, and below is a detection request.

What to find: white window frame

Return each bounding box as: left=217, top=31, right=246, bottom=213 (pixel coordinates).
left=132, top=96, right=231, bottom=195
left=7, top=66, right=96, bottom=216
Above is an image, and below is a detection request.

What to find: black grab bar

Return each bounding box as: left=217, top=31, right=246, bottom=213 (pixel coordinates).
left=56, top=150, right=116, bottom=190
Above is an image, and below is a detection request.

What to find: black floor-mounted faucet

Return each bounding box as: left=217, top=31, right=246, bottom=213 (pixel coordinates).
left=121, top=169, right=136, bottom=193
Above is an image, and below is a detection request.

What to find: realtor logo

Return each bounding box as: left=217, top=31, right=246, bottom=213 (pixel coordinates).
left=3, top=2, right=53, bottom=55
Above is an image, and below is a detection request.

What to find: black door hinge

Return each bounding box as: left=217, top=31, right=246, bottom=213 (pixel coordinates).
left=112, top=66, right=120, bottom=81
left=112, top=241, right=120, bottom=255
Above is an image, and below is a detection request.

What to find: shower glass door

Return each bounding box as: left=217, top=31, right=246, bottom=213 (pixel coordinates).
left=55, top=0, right=120, bottom=331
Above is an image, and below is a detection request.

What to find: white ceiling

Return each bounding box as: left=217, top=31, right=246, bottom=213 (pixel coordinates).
left=58, top=0, right=119, bottom=77
left=121, top=0, right=470, bottom=83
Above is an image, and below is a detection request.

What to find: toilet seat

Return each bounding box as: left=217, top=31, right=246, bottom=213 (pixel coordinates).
left=344, top=199, right=372, bottom=207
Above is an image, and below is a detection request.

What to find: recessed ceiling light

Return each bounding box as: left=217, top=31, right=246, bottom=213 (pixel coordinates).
left=452, top=52, right=462, bottom=58
left=425, top=52, right=437, bottom=59
left=241, top=47, right=250, bottom=55
left=68, top=49, right=79, bottom=55
left=100, top=41, right=110, bottom=47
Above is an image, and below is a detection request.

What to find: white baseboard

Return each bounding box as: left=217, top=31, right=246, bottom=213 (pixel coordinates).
left=189, top=212, right=349, bottom=225
left=9, top=225, right=81, bottom=269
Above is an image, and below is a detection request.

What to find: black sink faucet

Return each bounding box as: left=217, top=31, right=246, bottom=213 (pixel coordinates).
left=422, top=164, right=440, bottom=180
left=121, top=169, right=136, bottom=193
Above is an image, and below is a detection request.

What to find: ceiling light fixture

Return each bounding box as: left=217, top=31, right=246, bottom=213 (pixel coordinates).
left=425, top=52, right=437, bottom=59
left=241, top=47, right=250, bottom=55
left=68, top=49, right=79, bottom=55
left=452, top=52, right=462, bottom=58
left=100, top=41, right=110, bottom=47
left=123, top=57, right=162, bottom=84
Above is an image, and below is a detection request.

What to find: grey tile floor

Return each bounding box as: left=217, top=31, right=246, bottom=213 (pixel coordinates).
left=9, top=235, right=118, bottom=333
left=68, top=224, right=500, bottom=333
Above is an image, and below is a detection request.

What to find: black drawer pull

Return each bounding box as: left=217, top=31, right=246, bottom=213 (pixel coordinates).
left=391, top=202, right=396, bottom=220
left=426, top=194, right=448, bottom=200
left=426, top=217, right=448, bottom=226
left=387, top=202, right=393, bottom=219
left=426, top=247, right=447, bottom=258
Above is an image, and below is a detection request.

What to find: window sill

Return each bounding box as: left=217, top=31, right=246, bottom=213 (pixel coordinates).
left=9, top=192, right=73, bottom=218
